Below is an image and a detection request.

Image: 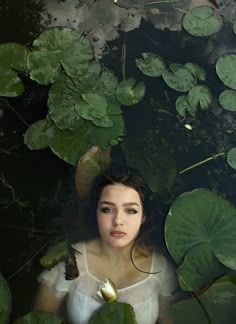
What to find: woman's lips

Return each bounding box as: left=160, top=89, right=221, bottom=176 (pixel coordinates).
left=110, top=231, right=126, bottom=237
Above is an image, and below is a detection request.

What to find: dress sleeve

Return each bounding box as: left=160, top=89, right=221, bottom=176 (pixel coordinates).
left=38, top=262, right=72, bottom=298
left=156, top=254, right=178, bottom=297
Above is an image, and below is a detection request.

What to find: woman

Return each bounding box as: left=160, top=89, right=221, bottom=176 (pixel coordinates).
left=34, top=166, right=177, bottom=323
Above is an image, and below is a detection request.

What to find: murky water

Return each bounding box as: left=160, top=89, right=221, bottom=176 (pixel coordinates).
left=1, top=0, right=236, bottom=321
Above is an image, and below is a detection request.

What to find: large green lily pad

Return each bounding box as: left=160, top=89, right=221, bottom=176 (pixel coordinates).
left=182, top=6, right=224, bottom=36
left=116, top=78, right=146, bottom=106
left=216, top=54, right=236, bottom=90
left=27, top=27, right=93, bottom=84
left=136, top=53, right=166, bottom=77
left=75, top=146, right=111, bottom=201
left=13, top=311, right=62, bottom=324
left=171, top=275, right=236, bottom=324
left=24, top=119, right=55, bottom=150
left=88, top=302, right=136, bottom=324
left=188, top=85, right=212, bottom=111
left=49, top=116, right=125, bottom=165
left=219, top=89, right=236, bottom=111
left=162, top=64, right=195, bottom=92
left=121, top=131, right=177, bottom=193
left=165, top=189, right=236, bottom=270
left=0, top=274, right=11, bottom=324
left=177, top=244, right=227, bottom=292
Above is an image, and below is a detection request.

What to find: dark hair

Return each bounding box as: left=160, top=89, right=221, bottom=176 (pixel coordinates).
left=95, top=166, right=148, bottom=211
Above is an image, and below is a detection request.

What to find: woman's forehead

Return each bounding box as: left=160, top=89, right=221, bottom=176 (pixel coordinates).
left=98, top=183, right=142, bottom=203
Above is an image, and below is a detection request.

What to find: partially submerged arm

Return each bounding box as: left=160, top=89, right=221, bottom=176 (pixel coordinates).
left=33, top=283, right=65, bottom=313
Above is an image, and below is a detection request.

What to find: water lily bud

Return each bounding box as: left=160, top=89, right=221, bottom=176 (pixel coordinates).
left=97, top=278, right=118, bottom=302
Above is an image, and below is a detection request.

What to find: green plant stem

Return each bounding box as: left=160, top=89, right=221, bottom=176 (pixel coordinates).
left=179, top=152, right=226, bottom=175
left=192, top=292, right=213, bottom=324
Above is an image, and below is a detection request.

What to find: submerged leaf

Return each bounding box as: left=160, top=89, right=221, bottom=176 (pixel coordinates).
left=24, top=119, right=55, bottom=150
left=0, top=274, right=11, bottom=324
left=182, top=6, right=224, bottom=36
left=75, top=146, right=111, bottom=201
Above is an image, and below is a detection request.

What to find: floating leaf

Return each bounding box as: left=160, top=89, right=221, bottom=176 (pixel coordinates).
left=216, top=54, right=236, bottom=90
left=27, top=27, right=93, bottom=84
left=24, top=119, right=55, bottom=150
left=13, top=311, right=62, bottom=324
left=81, top=93, right=108, bottom=119
left=227, top=147, right=236, bottom=169
left=165, top=189, right=236, bottom=271
left=188, top=85, right=212, bottom=110
left=0, top=43, right=28, bottom=71
left=136, top=53, right=166, bottom=77
left=172, top=276, right=236, bottom=324
left=182, top=6, right=224, bottom=36
left=184, top=63, right=206, bottom=81
left=122, top=131, right=177, bottom=193
left=75, top=146, right=111, bottom=201
left=219, top=89, right=236, bottom=111
left=88, top=301, right=136, bottom=324
left=91, top=115, right=114, bottom=127
left=162, top=64, right=195, bottom=92
left=78, top=62, right=102, bottom=91
left=177, top=244, right=227, bottom=292
left=116, top=78, right=146, bottom=106
left=0, top=68, right=24, bottom=97
left=0, top=274, right=11, bottom=324
left=94, top=67, right=119, bottom=99
left=107, top=99, right=122, bottom=115
left=49, top=116, right=125, bottom=165
left=176, top=95, right=196, bottom=117
left=233, top=22, right=236, bottom=36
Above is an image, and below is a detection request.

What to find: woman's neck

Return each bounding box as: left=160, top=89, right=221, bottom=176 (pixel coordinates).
left=97, top=239, right=134, bottom=262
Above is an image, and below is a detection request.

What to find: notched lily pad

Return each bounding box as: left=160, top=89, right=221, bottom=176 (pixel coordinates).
left=162, top=64, right=195, bottom=92
left=116, top=78, right=146, bottom=106
left=0, top=68, right=24, bottom=97
left=219, top=89, right=236, bottom=111
left=182, top=6, right=224, bottom=36
left=27, top=27, right=93, bottom=84
left=24, top=119, right=55, bottom=150
left=227, top=147, right=236, bottom=169
left=216, top=54, right=236, bottom=90
left=176, top=95, right=196, bottom=117
left=188, top=85, right=212, bottom=111
left=136, top=52, right=166, bottom=77
left=184, top=63, right=206, bottom=81
left=81, top=93, right=108, bottom=119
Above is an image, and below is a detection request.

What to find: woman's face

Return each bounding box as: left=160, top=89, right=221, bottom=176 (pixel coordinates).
left=96, top=183, right=144, bottom=248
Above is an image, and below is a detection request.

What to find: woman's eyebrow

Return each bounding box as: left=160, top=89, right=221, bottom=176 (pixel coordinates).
left=99, top=201, right=140, bottom=207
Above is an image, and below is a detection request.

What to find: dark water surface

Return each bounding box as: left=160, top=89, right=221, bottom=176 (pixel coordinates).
left=1, top=0, right=236, bottom=321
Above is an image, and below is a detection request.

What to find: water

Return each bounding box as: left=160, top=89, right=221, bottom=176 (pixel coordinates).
left=0, top=0, right=236, bottom=322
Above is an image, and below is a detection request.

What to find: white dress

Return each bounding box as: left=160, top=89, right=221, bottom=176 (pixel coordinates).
left=38, top=242, right=176, bottom=324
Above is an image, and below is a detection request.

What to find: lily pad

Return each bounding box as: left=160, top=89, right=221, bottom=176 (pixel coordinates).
left=91, top=115, right=114, bottom=127
left=81, top=93, right=108, bottom=119
left=165, top=189, right=236, bottom=271
left=0, top=43, right=28, bottom=71
left=188, top=85, right=212, bottom=110
left=182, top=6, right=224, bottom=36
left=227, top=147, right=236, bottom=169
left=219, top=89, right=236, bottom=111
left=13, top=311, right=62, bottom=324
left=75, top=146, right=111, bottom=201
left=216, top=54, right=236, bottom=90
left=136, top=53, right=166, bottom=77
left=121, top=131, right=177, bottom=193
left=40, top=241, right=69, bottom=269
left=116, top=78, right=146, bottom=106
left=78, top=62, right=102, bottom=91
left=233, top=22, right=236, bottom=36
left=171, top=275, right=236, bottom=324
left=49, top=115, right=125, bottom=165
left=24, top=119, right=55, bottom=150
left=176, top=95, right=196, bottom=117
left=0, top=68, right=24, bottom=97
left=0, top=274, right=11, bottom=324
left=184, top=63, right=206, bottom=81
left=88, top=301, right=136, bottom=324
left=94, top=67, right=119, bottom=99
left=27, top=27, right=93, bottom=84
left=177, top=244, right=227, bottom=292
left=162, top=64, right=195, bottom=92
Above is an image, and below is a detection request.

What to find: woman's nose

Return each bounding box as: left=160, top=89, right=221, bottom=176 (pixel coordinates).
left=113, top=211, right=124, bottom=226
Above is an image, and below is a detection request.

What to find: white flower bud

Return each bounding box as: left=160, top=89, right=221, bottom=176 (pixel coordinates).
left=97, top=277, right=118, bottom=302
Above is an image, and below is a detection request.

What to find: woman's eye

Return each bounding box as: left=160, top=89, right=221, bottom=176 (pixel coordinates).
left=101, top=207, right=113, bottom=213
left=127, top=209, right=137, bottom=214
